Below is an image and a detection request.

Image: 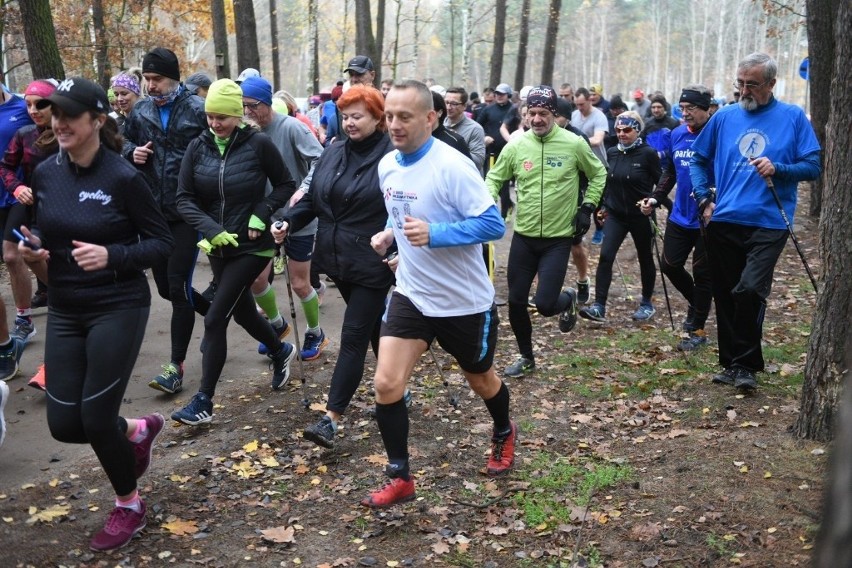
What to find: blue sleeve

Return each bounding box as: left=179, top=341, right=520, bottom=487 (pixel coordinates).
left=429, top=204, right=505, bottom=248
left=689, top=153, right=714, bottom=203
left=773, top=151, right=821, bottom=182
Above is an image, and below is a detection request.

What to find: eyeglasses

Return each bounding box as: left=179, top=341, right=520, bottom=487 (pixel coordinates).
left=615, top=127, right=634, bottom=134
left=445, top=101, right=464, bottom=107
left=679, top=104, right=698, bottom=113
left=242, top=101, right=264, bottom=110
left=732, top=79, right=768, bottom=91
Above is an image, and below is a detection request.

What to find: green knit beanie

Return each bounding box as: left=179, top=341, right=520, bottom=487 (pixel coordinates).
left=205, top=79, right=244, bottom=117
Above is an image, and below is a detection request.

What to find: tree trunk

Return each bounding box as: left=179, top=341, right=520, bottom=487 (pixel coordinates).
left=514, top=0, right=531, bottom=89
left=91, top=0, right=109, bottom=88
left=489, top=0, right=507, bottom=87
left=354, top=0, right=378, bottom=70
left=540, top=0, right=561, bottom=86
left=233, top=0, right=261, bottom=74
left=269, top=0, right=280, bottom=90
left=18, top=0, right=65, bottom=80
left=375, top=0, right=385, bottom=85
left=805, top=0, right=839, bottom=217
left=211, top=0, right=230, bottom=79
left=794, top=0, right=850, bottom=443
left=309, top=0, right=319, bottom=94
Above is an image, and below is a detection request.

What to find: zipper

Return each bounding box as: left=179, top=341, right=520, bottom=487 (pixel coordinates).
left=539, top=135, right=545, bottom=238
left=218, top=134, right=235, bottom=227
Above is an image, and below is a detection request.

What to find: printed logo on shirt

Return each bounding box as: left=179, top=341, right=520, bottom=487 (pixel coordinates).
left=523, top=160, right=533, bottom=171
left=383, top=186, right=418, bottom=203
left=737, top=129, right=768, bottom=159
left=673, top=148, right=695, bottom=168
left=79, top=189, right=112, bottom=205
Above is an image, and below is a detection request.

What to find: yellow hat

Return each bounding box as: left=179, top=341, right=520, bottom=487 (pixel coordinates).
left=205, top=79, right=244, bottom=117
left=590, top=83, right=604, bottom=95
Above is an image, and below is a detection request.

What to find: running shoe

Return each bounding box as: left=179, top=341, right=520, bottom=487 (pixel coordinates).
left=148, top=362, right=184, bottom=394
left=269, top=343, right=296, bottom=390
left=171, top=392, right=214, bottom=425
left=591, top=228, right=604, bottom=245
left=300, top=329, right=328, bottom=361
left=303, top=416, right=337, bottom=449
left=0, top=380, right=8, bottom=447
left=361, top=475, right=416, bottom=508
left=30, top=290, right=48, bottom=310
left=258, top=320, right=291, bottom=355
left=711, top=368, right=736, bottom=386
left=734, top=368, right=758, bottom=391
left=89, top=501, right=147, bottom=551
left=28, top=363, right=46, bottom=391
left=558, top=288, right=578, bottom=333
left=504, top=357, right=534, bottom=378
left=200, top=280, right=217, bottom=303
left=632, top=303, right=656, bottom=321
left=487, top=421, right=517, bottom=476
left=0, top=337, right=25, bottom=381
left=579, top=303, right=607, bottom=323
left=12, top=317, right=35, bottom=344
left=132, top=413, right=165, bottom=479
left=677, top=329, right=708, bottom=351
left=315, top=280, right=327, bottom=306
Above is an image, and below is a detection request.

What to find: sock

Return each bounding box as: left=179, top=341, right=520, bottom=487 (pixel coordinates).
left=375, top=397, right=410, bottom=480
left=127, top=419, right=148, bottom=443
left=16, top=309, right=32, bottom=320
left=300, top=289, right=320, bottom=328
left=577, top=278, right=590, bottom=285
left=116, top=491, right=142, bottom=513
left=306, top=325, right=321, bottom=335
left=483, top=381, right=511, bottom=436
left=253, top=285, right=280, bottom=321
left=269, top=315, right=284, bottom=329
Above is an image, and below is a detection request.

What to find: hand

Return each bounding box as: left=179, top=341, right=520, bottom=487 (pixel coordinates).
left=17, top=226, right=48, bottom=263
left=290, top=189, right=306, bottom=207
left=271, top=221, right=289, bottom=244
left=639, top=198, right=657, bottom=216
left=13, top=185, right=33, bottom=205
left=596, top=208, right=608, bottom=224
left=210, top=231, right=239, bottom=247
left=133, top=141, right=154, bottom=165
left=484, top=135, right=494, bottom=146
left=71, top=240, right=108, bottom=271
left=247, top=215, right=265, bottom=240
left=749, top=157, right=776, bottom=178
left=402, top=215, right=430, bottom=247
left=574, top=203, right=595, bottom=236
left=197, top=238, right=213, bottom=254
left=699, top=199, right=715, bottom=225
left=370, top=228, right=395, bottom=256
left=247, top=229, right=261, bottom=240
left=384, top=252, right=399, bottom=273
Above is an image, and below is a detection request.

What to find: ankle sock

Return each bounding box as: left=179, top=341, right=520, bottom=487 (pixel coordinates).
left=116, top=492, right=142, bottom=513
left=128, top=419, right=148, bottom=443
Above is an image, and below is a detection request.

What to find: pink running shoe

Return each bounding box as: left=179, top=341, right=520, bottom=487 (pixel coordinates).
left=89, top=500, right=147, bottom=551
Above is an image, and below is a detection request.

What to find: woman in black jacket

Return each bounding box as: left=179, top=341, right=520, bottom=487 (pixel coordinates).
left=20, top=78, right=173, bottom=552
left=173, top=79, right=297, bottom=426
left=580, top=111, right=662, bottom=324
left=273, top=85, right=394, bottom=449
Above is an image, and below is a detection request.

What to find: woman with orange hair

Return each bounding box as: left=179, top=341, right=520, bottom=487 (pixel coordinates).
left=272, top=85, right=394, bottom=450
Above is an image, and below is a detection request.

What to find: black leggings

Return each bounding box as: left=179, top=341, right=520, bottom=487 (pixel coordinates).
left=661, top=221, right=712, bottom=328
left=150, top=220, right=210, bottom=364
left=200, top=254, right=280, bottom=398
left=326, top=279, right=390, bottom=414
left=506, top=234, right=573, bottom=360
left=45, top=306, right=149, bottom=497
left=594, top=213, right=656, bottom=306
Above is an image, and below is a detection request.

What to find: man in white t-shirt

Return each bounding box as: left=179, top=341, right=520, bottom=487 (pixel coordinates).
left=363, top=80, right=514, bottom=509
left=571, top=87, right=609, bottom=167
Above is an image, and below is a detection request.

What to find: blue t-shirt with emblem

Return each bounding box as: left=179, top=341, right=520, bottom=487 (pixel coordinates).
left=689, top=98, right=820, bottom=229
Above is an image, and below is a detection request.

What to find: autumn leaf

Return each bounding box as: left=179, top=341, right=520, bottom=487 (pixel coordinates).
left=364, top=454, right=388, bottom=466
left=432, top=541, right=450, bottom=554
left=26, top=504, right=71, bottom=525
left=243, top=440, right=259, bottom=452
left=260, top=525, right=295, bottom=543
left=162, top=519, right=199, bottom=536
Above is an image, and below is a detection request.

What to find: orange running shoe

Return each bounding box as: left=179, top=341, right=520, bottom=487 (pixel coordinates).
left=28, top=364, right=46, bottom=391
left=486, top=421, right=517, bottom=476
left=361, top=476, right=416, bottom=508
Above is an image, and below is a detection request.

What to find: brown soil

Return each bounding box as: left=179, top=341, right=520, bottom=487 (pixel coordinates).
left=0, top=192, right=826, bottom=567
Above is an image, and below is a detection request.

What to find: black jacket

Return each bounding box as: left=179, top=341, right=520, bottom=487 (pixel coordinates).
left=31, top=147, right=173, bottom=312
left=121, top=88, right=207, bottom=221
left=176, top=126, right=295, bottom=257
left=286, top=130, right=395, bottom=289
left=604, top=141, right=662, bottom=218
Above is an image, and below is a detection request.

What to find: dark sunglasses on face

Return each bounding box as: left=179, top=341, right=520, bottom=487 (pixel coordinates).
left=615, top=127, right=634, bottom=134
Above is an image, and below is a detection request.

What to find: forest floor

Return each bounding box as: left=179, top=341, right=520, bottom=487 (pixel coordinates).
left=0, top=191, right=826, bottom=567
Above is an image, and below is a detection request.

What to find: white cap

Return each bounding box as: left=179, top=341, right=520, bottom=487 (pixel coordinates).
left=519, top=85, right=534, bottom=101
left=235, top=68, right=261, bottom=84
left=429, top=84, right=447, bottom=97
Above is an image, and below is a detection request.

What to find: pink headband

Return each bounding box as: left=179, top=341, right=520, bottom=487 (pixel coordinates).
left=25, top=80, right=56, bottom=99
left=111, top=73, right=141, bottom=96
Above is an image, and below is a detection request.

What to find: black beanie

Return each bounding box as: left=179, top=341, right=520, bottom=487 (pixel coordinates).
left=142, top=48, right=180, bottom=81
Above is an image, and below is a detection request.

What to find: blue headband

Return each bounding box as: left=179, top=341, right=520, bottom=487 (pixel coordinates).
left=615, top=115, right=641, bottom=130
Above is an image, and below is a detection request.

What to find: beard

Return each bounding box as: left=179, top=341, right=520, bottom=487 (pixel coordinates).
left=739, top=97, right=759, bottom=111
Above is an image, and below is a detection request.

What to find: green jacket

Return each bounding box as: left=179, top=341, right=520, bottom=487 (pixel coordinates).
left=486, top=126, right=606, bottom=238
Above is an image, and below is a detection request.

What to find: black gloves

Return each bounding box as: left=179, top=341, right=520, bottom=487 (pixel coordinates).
left=574, top=203, right=596, bottom=237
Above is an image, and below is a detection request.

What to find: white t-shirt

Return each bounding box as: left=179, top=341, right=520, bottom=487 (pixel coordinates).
left=571, top=107, right=609, bottom=166
left=379, top=139, right=495, bottom=317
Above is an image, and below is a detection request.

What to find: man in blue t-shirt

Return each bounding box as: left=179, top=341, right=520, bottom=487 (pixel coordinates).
left=641, top=85, right=714, bottom=352
left=689, top=53, right=821, bottom=391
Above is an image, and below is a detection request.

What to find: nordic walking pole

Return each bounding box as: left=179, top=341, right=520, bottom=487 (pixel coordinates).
left=614, top=256, right=633, bottom=301
left=649, top=217, right=676, bottom=331
left=428, top=346, right=459, bottom=409
left=275, top=222, right=310, bottom=408
left=763, top=176, right=819, bottom=293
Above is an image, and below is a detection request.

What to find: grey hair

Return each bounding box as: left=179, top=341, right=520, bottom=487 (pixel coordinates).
left=682, top=84, right=711, bottom=96
left=738, top=52, right=777, bottom=81
left=390, top=79, right=434, bottom=112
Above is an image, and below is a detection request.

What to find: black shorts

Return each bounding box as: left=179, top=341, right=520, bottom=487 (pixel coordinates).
left=2, top=203, right=31, bottom=243
left=283, top=234, right=314, bottom=262
left=381, top=291, right=498, bottom=374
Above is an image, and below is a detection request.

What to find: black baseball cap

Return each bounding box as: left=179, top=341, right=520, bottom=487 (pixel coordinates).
left=345, top=55, right=374, bottom=74
left=36, top=77, right=110, bottom=117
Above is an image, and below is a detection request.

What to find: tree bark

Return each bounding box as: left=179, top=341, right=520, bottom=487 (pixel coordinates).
left=514, top=0, right=531, bottom=90
left=233, top=0, right=261, bottom=74
left=91, top=0, right=109, bottom=88
left=794, top=0, right=850, bottom=443
left=375, top=0, right=385, bottom=85
left=489, top=0, right=507, bottom=87
left=309, top=0, right=319, bottom=94
left=18, top=0, right=65, bottom=80
left=805, top=0, right=840, bottom=217
left=211, top=0, right=230, bottom=79
left=354, top=0, right=378, bottom=73
left=540, top=0, right=561, bottom=86
left=269, top=0, right=280, bottom=90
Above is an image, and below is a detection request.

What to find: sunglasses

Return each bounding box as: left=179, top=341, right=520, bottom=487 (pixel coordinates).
left=615, top=127, right=634, bottom=134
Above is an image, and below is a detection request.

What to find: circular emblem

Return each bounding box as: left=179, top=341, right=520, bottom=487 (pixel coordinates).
left=523, top=160, right=533, bottom=171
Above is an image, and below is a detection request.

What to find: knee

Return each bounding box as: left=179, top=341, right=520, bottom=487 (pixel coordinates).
left=204, top=313, right=227, bottom=334
left=660, top=258, right=679, bottom=278
left=47, top=413, right=86, bottom=444
left=374, top=370, right=404, bottom=402
left=3, top=242, right=21, bottom=266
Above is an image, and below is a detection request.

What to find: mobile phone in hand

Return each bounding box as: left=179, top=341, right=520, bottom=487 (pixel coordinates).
left=12, top=228, right=40, bottom=251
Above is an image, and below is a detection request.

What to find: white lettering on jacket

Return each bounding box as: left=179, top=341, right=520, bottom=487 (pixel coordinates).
left=79, top=189, right=112, bottom=205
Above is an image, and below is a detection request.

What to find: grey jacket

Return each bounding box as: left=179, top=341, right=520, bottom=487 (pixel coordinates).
left=445, top=115, right=486, bottom=173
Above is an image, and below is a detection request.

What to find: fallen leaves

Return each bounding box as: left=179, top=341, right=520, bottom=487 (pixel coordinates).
left=260, top=525, right=295, bottom=544
left=26, top=504, right=70, bottom=525
left=161, top=518, right=199, bottom=536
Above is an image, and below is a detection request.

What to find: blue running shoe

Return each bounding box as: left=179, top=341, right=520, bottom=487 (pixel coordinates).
left=591, top=228, right=604, bottom=245
left=171, top=392, right=213, bottom=425
left=632, top=303, right=656, bottom=321
left=0, top=337, right=25, bottom=381
left=300, top=329, right=329, bottom=361
left=270, top=343, right=296, bottom=390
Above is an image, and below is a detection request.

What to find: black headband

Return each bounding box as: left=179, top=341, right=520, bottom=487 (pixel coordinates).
left=680, top=89, right=711, bottom=111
